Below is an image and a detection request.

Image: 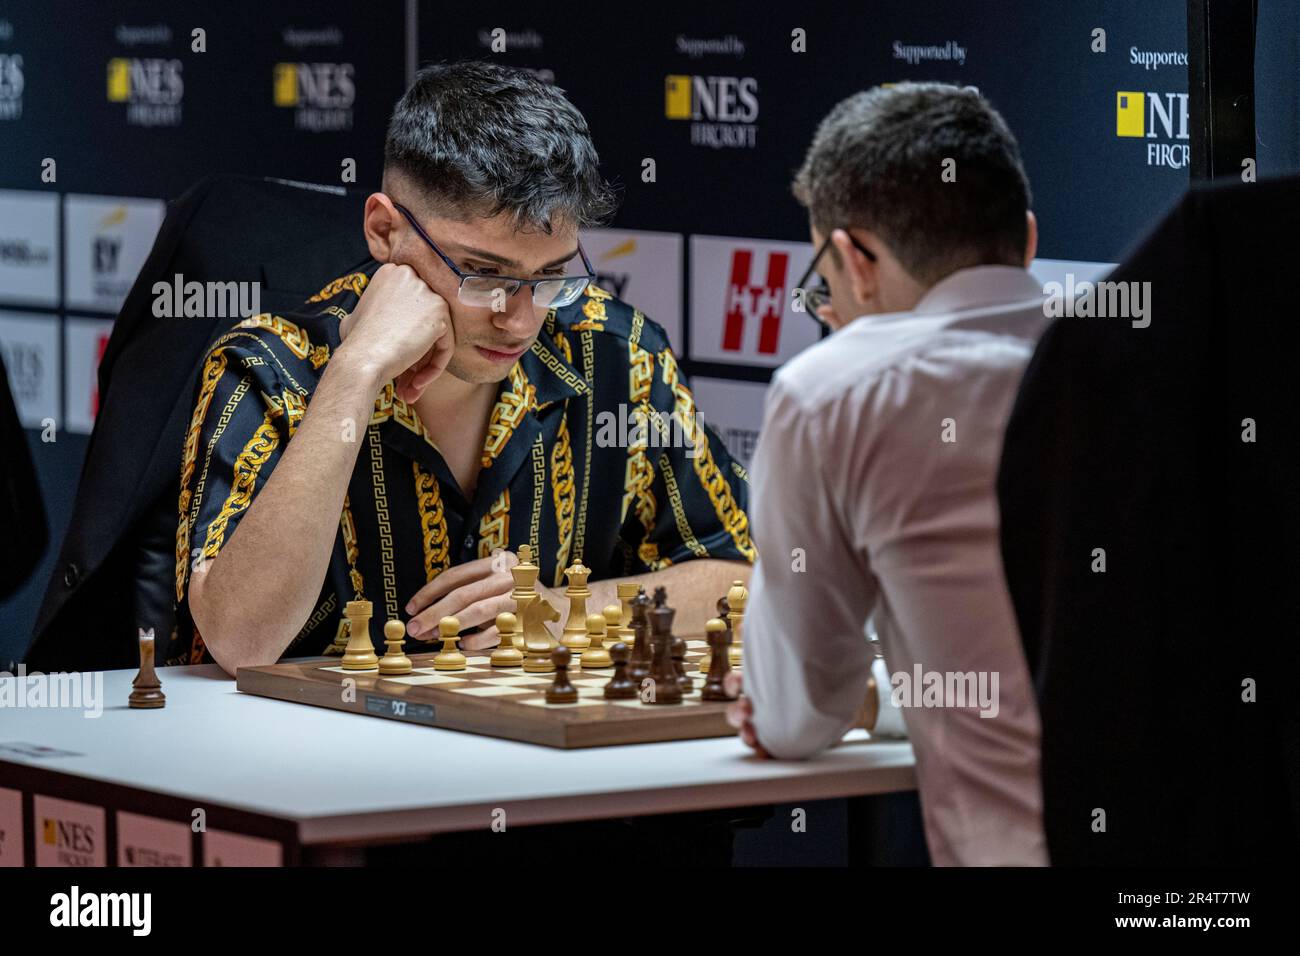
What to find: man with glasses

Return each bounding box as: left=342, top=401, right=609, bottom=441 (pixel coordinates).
left=174, top=62, right=752, bottom=673
left=728, top=83, right=1051, bottom=865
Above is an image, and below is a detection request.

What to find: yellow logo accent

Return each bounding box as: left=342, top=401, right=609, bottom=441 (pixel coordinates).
left=1116, top=92, right=1145, bottom=138
left=107, top=59, right=130, bottom=101
left=601, top=239, right=637, bottom=261
left=274, top=63, right=299, bottom=107
left=43, top=818, right=57, bottom=844
left=99, top=206, right=127, bottom=229
left=665, top=75, right=692, bottom=119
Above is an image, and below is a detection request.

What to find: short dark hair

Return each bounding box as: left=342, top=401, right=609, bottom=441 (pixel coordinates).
left=384, top=61, right=617, bottom=233
left=792, top=82, right=1032, bottom=285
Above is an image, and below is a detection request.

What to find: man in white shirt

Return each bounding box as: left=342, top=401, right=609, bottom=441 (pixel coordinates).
left=728, top=82, right=1050, bottom=866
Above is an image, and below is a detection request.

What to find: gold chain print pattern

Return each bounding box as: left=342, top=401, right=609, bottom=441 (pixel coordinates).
left=412, top=461, right=450, bottom=581
left=551, top=415, right=575, bottom=585
left=482, top=364, right=535, bottom=468
left=660, top=349, right=755, bottom=562
left=307, top=271, right=369, bottom=302
left=479, top=489, right=510, bottom=558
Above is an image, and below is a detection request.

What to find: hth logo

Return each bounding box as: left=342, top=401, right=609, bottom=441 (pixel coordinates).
left=723, top=250, right=788, bottom=355
left=1116, top=91, right=1190, bottom=168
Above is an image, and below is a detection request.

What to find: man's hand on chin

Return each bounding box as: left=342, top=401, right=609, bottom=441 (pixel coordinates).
left=404, top=551, right=562, bottom=651
left=724, top=671, right=771, bottom=758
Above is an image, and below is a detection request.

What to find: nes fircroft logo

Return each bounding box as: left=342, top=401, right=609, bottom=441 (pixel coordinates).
left=724, top=249, right=788, bottom=355
left=106, top=58, right=183, bottom=127
left=1116, top=90, right=1189, bottom=169
left=664, top=74, right=758, bottom=148
left=273, top=62, right=354, bottom=131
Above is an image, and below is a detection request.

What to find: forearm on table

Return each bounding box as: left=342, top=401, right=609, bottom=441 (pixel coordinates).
left=584, top=558, right=751, bottom=633
left=191, top=352, right=383, bottom=674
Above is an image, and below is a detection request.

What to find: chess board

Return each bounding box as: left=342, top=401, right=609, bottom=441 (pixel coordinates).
left=235, top=639, right=734, bottom=749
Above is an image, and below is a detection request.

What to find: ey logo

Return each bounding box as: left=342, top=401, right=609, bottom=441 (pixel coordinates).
left=723, top=250, right=788, bottom=355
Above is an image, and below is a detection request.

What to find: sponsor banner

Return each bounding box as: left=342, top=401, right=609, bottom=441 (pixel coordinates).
left=1115, top=88, right=1190, bottom=169
left=203, top=829, right=283, bottom=867
left=664, top=72, right=759, bottom=149
left=272, top=26, right=355, bottom=133
left=0, top=45, right=22, bottom=122
left=688, top=235, right=818, bottom=368
left=0, top=787, right=21, bottom=867
left=117, top=811, right=191, bottom=867
left=0, top=190, right=58, bottom=307
left=64, top=316, right=115, bottom=434
left=690, top=376, right=767, bottom=469
left=0, top=309, right=58, bottom=427
left=579, top=228, right=683, bottom=350
left=64, top=194, right=165, bottom=313
left=33, top=795, right=105, bottom=867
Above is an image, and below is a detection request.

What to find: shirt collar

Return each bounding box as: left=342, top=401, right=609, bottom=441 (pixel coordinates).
left=911, top=265, right=1045, bottom=315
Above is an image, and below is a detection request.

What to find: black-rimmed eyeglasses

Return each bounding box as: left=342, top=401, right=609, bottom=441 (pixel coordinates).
left=795, top=232, right=877, bottom=328
left=392, top=201, right=596, bottom=310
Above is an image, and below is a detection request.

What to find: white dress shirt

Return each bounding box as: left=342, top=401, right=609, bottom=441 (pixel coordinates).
left=744, top=265, right=1050, bottom=866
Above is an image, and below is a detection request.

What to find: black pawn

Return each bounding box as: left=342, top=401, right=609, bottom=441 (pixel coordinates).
left=701, top=624, right=733, bottom=702
left=603, top=642, right=638, bottom=699
left=546, top=645, right=579, bottom=704
left=672, top=635, right=693, bottom=695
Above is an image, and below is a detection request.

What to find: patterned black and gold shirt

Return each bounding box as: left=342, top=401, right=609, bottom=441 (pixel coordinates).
left=170, top=259, right=753, bottom=664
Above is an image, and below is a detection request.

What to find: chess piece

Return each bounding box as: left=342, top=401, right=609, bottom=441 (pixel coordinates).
left=545, top=646, right=579, bottom=704
left=672, top=635, right=693, bottom=695
left=561, top=560, right=592, bottom=650
left=697, top=595, right=730, bottom=675
left=509, top=544, right=541, bottom=650
left=434, top=616, right=467, bottom=671
left=627, top=589, right=653, bottom=685
left=645, top=593, right=682, bottom=704
left=603, top=642, right=638, bottom=699
left=491, top=612, right=524, bottom=667
left=522, top=595, right=559, bottom=673
left=378, top=619, right=413, bottom=675
left=341, top=599, right=379, bottom=670
left=727, top=580, right=747, bottom=667
left=128, top=628, right=165, bottom=709
left=616, top=582, right=640, bottom=641
left=580, top=612, right=613, bottom=669
left=701, top=618, right=733, bottom=701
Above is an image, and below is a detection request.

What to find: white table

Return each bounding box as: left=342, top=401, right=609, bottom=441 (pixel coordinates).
left=0, top=664, right=916, bottom=863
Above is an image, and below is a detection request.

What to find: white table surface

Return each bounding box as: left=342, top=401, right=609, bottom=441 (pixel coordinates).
left=0, top=664, right=916, bottom=845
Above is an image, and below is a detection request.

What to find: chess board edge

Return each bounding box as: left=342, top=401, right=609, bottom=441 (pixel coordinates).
left=235, top=654, right=734, bottom=749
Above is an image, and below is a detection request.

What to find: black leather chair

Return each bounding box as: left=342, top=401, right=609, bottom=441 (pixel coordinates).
left=998, top=175, right=1300, bottom=864
left=26, top=175, right=369, bottom=671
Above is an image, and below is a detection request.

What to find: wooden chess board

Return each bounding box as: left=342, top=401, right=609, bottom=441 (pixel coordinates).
left=235, top=640, right=733, bottom=749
